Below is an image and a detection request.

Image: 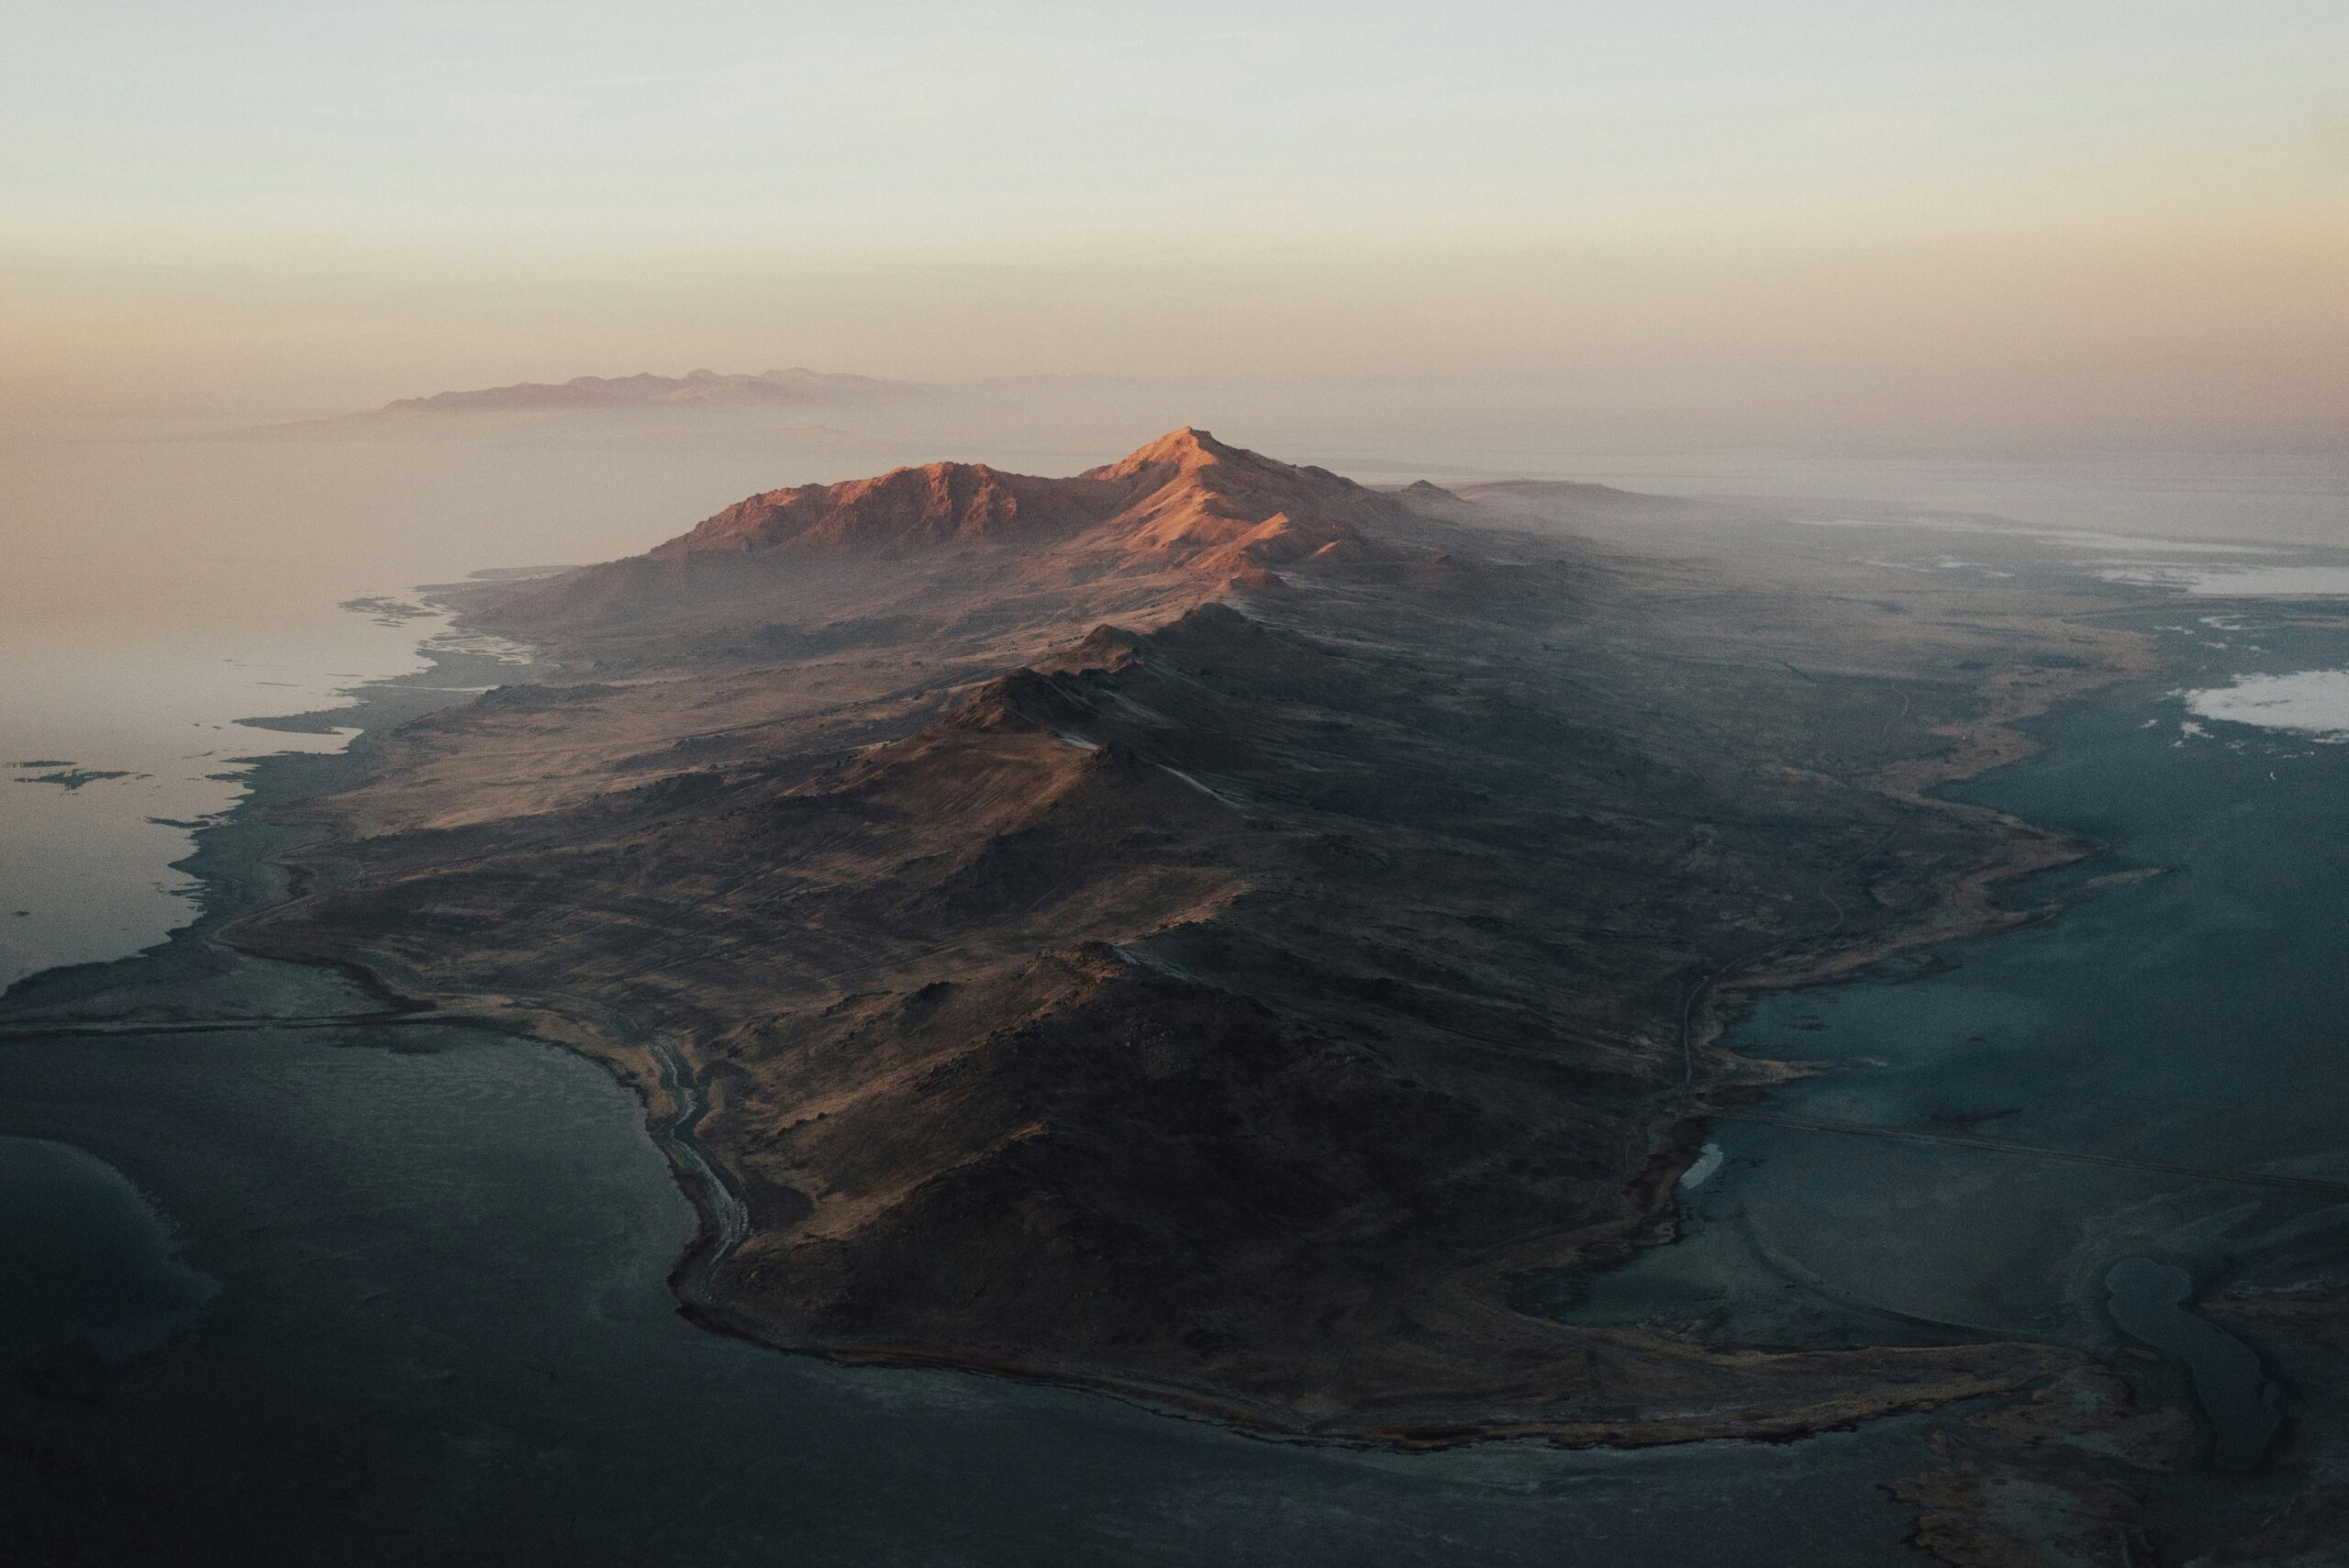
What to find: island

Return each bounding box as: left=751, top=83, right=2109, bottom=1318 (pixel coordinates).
left=232, top=428, right=2153, bottom=1443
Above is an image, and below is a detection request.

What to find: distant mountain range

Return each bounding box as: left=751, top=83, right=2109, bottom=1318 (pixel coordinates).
left=383, top=367, right=923, bottom=414
left=223, top=368, right=924, bottom=439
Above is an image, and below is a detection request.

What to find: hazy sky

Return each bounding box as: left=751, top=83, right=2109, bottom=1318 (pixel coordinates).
left=6, top=1, right=2345, bottom=446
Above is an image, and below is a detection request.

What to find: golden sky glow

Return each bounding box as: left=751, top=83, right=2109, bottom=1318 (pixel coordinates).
left=5, top=2, right=2344, bottom=448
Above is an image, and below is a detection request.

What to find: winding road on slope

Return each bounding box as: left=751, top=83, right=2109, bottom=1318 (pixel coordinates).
left=646, top=1033, right=752, bottom=1306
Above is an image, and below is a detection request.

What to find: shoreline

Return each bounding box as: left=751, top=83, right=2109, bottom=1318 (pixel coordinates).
left=2, top=579, right=2174, bottom=1455
left=1675, top=619, right=2165, bottom=1092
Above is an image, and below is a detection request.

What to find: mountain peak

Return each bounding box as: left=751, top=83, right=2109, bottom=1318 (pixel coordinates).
left=1089, top=427, right=1237, bottom=479
left=498, top=431, right=1445, bottom=632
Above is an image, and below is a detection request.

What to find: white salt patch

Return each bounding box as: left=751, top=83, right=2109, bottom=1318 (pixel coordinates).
left=1801, top=518, right=2285, bottom=556
left=2104, top=564, right=2349, bottom=597
left=2186, top=671, right=2349, bottom=739
left=1859, top=554, right=2014, bottom=579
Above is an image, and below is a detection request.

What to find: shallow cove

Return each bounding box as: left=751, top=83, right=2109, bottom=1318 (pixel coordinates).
left=2105, top=1258, right=2279, bottom=1471
left=0, top=1135, right=216, bottom=1370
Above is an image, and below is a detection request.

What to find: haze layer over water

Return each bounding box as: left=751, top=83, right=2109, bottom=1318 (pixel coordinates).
left=0, top=428, right=846, bottom=984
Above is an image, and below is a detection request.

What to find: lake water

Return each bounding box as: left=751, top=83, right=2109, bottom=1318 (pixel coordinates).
left=2104, top=1258, right=2280, bottom=1472
left=3, top=430, right=2347, bottom=1562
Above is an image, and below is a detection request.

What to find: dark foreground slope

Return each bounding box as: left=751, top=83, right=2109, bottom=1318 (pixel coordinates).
left=238, top=431, right=2149, bottom=1440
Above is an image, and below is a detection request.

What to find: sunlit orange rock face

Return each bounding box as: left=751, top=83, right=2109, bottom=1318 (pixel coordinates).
left=651, top=427, right=1407, bottom=567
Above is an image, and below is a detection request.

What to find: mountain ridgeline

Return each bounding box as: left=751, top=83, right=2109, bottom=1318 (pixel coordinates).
left=490, top=428, right=1425, bottom=642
